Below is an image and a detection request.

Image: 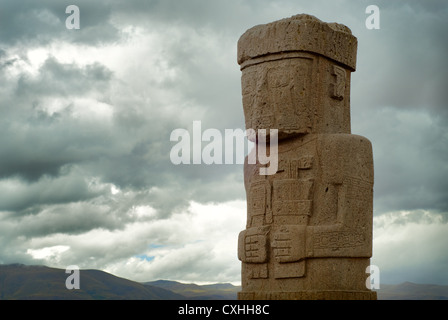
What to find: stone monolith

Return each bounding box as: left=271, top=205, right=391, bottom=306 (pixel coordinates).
left=237, top=14, right=376, bottom=300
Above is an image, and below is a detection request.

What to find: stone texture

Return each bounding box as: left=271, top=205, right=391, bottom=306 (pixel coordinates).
left=238, top=14, right=357, bottom=71
left=237, top=14, right=376, bottom=300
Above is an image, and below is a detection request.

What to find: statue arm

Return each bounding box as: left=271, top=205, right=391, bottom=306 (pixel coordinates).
left=305, top=134, right=374, bottom=259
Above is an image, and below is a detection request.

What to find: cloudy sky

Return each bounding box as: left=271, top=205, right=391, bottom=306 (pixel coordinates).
left=0, top=0, right=447, bottom=286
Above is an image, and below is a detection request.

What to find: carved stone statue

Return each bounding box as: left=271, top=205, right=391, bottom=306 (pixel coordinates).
left=237, top=14, right=376, bottom=300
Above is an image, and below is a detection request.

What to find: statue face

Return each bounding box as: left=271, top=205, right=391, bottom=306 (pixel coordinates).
left=241, top=57, right=314, bottom=140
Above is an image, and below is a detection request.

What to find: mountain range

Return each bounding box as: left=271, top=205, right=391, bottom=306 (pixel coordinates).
left=1, top=264, right=447, bottom=300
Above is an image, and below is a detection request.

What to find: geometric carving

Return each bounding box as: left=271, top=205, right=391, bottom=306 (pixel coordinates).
left=273, top=179, right=314, bottom=202
left=345, top=177, right=372, bottom=201
left=272, top=200, right=312, bottom=217
left=267, top=59, right=312, bottom=131
left=247, top=182, right=267, bottom=227
left=272, top=225, right=306, bottom=279
left=272, top=225, right=306, bottom=263
left=242, top=58, right=313, bottom=137
left=278, top=156, right=314, bottom=181
left=245, top=234, right=268, bottom=263
left=238, top=226, right=270, bottom=264
left=331, top=65, right=346, bottom=101
left=295, top=156, right=314, bottom=170
left=249, top=264, right=268, bottom=279
left=313, top=231, right=365, bottom=250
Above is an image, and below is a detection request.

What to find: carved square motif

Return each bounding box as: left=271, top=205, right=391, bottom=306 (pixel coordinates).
left=249, top=184, right=266, bottom=217
left=272, top=200, right=312, bottom=217
left=249, top=264, right=268, bottom=279
left=238, top=227, right=270, bottom=264
left=331, top=65, right=346, bottom=101
left=296, top=156, right=314, bottom=169
left=273, top=179, right=314, bottom=201
left=272, top=225, right=306, bottom=263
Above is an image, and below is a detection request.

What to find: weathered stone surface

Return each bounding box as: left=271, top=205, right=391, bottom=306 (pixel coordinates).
left=238, top=14, right=357, bottom=71
left=237, top=14, right=376, bottom=300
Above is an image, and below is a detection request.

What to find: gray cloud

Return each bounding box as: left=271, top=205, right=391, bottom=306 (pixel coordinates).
left=372, top=210, right=448, bottom=284
left=353, top=1, right=448, bottom=114
left=16, top=57, right=112, bottom=97
left=0, top=0, right=119, bottom=46
left=347, top=0, right=448, bottom=218
left=0, top=173, right=99, bottom=212
left=0, top=54, right=116, bottom=181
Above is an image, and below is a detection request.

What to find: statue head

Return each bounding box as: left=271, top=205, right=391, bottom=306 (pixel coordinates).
left=238, top=14, right=358, bottom=141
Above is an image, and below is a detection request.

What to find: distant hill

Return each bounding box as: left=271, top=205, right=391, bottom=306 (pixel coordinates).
left=146, top=280, right=448, bottom=300
left=376, top=282, right=448, bottom=300
left=145, top=280, right=241, bottom=300
left=0, top=264, right=184, bottom=300
left=1, top=264, right=447, bottom=300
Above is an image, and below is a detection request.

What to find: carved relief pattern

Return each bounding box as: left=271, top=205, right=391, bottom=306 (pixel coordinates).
left=242, top=58, right=313, bottom=134
left=331, top=65, right=346, bottom=100
left=314, top=231, right=365, bottom=249
left=237, top=14, right=375, bottom=299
